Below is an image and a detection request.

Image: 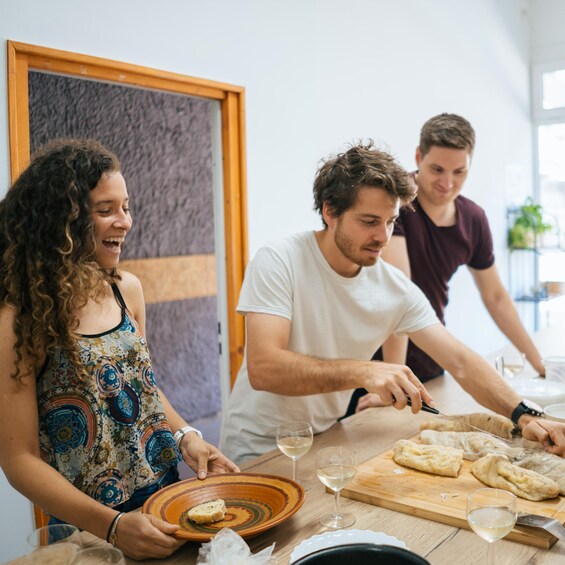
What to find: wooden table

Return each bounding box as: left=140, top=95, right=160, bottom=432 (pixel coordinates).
left=9, top=325, right=565, bottom=564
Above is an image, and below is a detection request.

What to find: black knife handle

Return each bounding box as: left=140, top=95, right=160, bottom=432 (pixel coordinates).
left=405, top=395, right=439, bottom=415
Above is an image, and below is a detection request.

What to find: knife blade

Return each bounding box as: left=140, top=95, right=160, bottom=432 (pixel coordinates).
left=404, top=396, right=518, bottom=447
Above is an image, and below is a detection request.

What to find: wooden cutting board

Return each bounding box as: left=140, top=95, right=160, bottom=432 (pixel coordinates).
left=341, top=439, right=565, bottom=549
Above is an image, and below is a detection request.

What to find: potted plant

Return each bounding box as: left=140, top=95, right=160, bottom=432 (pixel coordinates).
left=508, top=197, right=553, bottom=250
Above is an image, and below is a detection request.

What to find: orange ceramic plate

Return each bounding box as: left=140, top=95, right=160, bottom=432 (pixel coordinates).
left=142, top=472, right=305, bottom=542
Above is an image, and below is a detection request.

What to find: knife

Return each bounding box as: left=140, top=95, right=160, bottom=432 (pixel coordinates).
left=404, top=396, right=519, bottom=446
left=516, top=513, right=565, bottom=541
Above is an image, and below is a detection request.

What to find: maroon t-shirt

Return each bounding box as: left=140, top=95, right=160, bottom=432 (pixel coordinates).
left=373, top=195, right=495, bottom=380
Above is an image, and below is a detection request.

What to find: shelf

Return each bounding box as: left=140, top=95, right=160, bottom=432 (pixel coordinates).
left=515, top=293, right=564, bottom=303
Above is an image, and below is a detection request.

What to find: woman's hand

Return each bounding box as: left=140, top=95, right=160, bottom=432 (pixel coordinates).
left=180, top=433, right=240, bottom=479
left=114, top=512, right=185, bottom=560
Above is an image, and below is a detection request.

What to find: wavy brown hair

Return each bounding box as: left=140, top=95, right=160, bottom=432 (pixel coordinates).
left=0, top=139, right=121, bottom=383
left=313, top=140, right=417, bottom=228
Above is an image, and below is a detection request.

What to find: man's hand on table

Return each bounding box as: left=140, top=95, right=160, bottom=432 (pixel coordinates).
left=521, top=418, right=565, bottom=456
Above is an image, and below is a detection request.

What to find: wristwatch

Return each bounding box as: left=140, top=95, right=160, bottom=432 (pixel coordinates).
left=511, top=399, right=544, bottom=427
left=174, top=425, right=203, bottom=448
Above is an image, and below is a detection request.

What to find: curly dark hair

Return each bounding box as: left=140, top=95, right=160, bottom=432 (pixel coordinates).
left=313, top=141, right=417, bottom=228
left=419, top=113, right=475, bottom=157
left=0, top=139, right=121, bottom=383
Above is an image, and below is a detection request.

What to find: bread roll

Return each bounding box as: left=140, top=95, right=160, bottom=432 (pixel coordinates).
left=419, top=413, right=514, bottom=439
left=515, top=452, right=565, bottom=496
left=393, top=439, right=463, bottom=477
left=419, top=430, right=523, bottom=461
left=187, top=499, right=227, bottom=524
left=470, top=454, right=559, bottom=501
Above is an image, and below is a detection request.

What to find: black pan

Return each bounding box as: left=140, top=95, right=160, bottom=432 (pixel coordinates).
left=292, top=543, right=431, bottom=564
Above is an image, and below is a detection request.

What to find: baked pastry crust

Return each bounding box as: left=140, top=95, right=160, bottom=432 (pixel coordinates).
left=419, top=430, right=523, bottom=461
left=470, top=454, right=560, bottom=501
left=419, top=413, right=514, bottom=439
left=393, top=439, right=463, bottom=477
left=187, top=499, right=227, bottom=524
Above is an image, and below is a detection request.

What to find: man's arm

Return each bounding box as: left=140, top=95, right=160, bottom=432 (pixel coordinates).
left=409, top=324, right=521, bottom=414
left=469, top=264, right=545, bottom=375
left=380, top=235, right=411, bottom=364
left=410, top=323, right=565, bottom=455
left=245, top=312, right=433, bottom=412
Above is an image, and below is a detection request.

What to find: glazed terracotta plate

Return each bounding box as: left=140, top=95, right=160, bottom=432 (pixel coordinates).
left=142, top=472, right=305, bottom=542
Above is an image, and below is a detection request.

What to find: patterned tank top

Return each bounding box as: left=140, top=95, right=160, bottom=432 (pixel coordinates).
left=37, top=284, right=181, bottom=508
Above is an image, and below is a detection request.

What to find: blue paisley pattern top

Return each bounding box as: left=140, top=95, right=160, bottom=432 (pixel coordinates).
left=36, top=285, right=181, bottom=508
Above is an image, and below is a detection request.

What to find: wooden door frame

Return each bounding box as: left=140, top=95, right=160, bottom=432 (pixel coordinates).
left=7, top=40, right=248, bottom=528
left=7, top=40, right=247, bottom=387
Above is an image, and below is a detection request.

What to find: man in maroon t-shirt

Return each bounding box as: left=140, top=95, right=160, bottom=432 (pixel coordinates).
left=347, top=113, right=545, bottom=415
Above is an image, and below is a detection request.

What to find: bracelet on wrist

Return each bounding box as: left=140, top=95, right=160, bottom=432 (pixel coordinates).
left=106, top=511, right=124, bottom=547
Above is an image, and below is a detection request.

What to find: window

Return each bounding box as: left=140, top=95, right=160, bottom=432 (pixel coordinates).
left=532, top=62, right=565, bottom=286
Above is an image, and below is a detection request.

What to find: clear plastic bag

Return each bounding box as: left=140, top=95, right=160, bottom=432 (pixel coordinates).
left=196, top=528, right=276, bottom=565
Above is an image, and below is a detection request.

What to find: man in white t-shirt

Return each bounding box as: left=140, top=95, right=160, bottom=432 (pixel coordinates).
left=220, top=142, right=565, bottom=464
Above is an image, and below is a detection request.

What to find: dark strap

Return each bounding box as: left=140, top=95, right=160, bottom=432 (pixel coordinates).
left=111, top=284, right=128, bottom=312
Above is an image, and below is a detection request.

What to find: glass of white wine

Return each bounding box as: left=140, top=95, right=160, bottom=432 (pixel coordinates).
left=276, top=420, right=314, bottom=490
left=495, top=351, right=526, bottom=379
left=316, top=446, right=357, bottom=529
left=467, top=488, right=517, bottom=565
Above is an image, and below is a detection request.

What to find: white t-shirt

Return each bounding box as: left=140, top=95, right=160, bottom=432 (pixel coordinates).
left=220, top=231, right=439, bottom=463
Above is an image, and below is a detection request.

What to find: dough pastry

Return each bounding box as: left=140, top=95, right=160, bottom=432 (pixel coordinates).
left=419, top=413, right=514, bottom=439
left=470, top=454, right=559, bottom=501
left=392, top=439, right=463, bottom=477
left=515, top=452, right=565, bottom=496
left=419, top=430, right=523, bottom=461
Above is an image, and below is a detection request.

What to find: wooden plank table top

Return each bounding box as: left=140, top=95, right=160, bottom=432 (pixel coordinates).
left=8, top=323, right=565, bottom=564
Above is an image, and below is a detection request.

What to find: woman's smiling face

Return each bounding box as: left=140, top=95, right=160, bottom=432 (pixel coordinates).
left=89, top=171, right=132, bottom=268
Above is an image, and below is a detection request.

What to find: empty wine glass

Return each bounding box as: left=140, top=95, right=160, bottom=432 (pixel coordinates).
left=316, top=446, right=357, bottom=529
left=71, top=547, right=126, bottom=564
left=26, top=524, right=83, bottom=564
left=495, top=351, right=526, bottom=379
left=467, top=488, right=517, bottom=565
left=276, top=420, right=313, bottom=490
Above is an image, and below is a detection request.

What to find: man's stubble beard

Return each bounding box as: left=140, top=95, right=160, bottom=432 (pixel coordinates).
left=334, top=220, right=381, bottom=268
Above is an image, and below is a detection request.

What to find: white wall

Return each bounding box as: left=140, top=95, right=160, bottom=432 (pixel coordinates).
left=0, top=0, right=535, bottom=560
left=529, top=0, right=565, bottom=61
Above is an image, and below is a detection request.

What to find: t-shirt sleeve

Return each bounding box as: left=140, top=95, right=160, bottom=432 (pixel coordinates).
left=392, top=208, right=408, bottom=237
left=468, top=208, right=495, bottom=270
left=237, top=247, right=293, bottom=320
left=394, top=279, right=440, bottom=335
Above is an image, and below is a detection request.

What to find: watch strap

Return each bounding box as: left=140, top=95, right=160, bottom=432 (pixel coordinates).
left=511, top=400, right=544, bottom=426
left=174, top=425, right=203, bottom=448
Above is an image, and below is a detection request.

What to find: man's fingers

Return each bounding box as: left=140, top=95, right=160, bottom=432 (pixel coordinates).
left=391, top=387, right=409, bottom=410
left=356, top=393, right=388, bottom=412
left=406, top=371, right=434, bottom=407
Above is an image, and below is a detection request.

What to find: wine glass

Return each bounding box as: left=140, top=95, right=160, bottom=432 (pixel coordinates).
left=495, top=351, right=526, bottom=379
left=467, top=488, right=517, bottom=565
left=276, top=420, right=313, bottom=490
left=26, top=524, right=83, bottom=564
left=316, top=446, right=357, bottom=529
left=71, top=547, right=126, bottom=564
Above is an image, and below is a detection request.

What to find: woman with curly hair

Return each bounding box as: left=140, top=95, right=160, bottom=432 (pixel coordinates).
left=0, top=139, right=238, bottom=559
